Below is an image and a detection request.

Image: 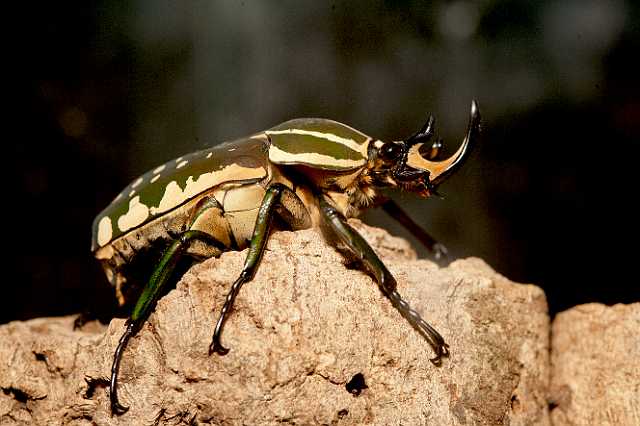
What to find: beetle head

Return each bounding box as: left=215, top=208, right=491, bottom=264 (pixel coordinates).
left=369, top=100, right=480, bottom=197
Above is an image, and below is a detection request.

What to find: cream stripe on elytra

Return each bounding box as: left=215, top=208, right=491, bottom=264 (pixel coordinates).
left=266, top=129, right=367, bottom=156
left=269, top=144, right=365, bottom=168
left=97, top=164, right=266, bottom=246
left=149, top=163, right=266, bottom=216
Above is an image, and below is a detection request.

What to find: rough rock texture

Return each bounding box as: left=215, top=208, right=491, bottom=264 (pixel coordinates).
left=0, top=222, right=549, bottom=425
left=550, top=303, right=640, bottom=426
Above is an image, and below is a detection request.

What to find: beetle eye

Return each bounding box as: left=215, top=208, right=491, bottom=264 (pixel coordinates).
left=379, top=142, right=402, bottom=161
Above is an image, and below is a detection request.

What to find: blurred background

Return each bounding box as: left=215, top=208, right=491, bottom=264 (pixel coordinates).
left=8, top=0, right=639, bottom=324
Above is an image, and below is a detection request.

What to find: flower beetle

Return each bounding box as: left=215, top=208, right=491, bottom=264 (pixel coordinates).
left=92, top=101, right=480, bottom=414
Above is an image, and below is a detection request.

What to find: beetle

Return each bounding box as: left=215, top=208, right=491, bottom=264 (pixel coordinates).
left=92, top=101, right=480, bottom=414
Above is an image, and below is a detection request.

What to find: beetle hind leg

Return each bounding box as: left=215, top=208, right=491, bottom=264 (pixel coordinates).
left=109, top=198, right=230, bottom=415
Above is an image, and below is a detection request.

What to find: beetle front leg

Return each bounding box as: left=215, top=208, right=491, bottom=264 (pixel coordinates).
left=319, top=197, right=449, bottom=365
left=209, top=183, right=310, bottom=355
left=379, top=197, right=448, bottom=260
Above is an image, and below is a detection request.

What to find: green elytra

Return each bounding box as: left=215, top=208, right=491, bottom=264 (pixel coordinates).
left=92, top=101, right=481, bottom=415
left=91, top=118, right=371, bottom=252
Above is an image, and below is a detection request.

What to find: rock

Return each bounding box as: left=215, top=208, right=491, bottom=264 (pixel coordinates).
left=0, top=222, right=549, bottom=425
left=550, top=303, right=640, bottom=426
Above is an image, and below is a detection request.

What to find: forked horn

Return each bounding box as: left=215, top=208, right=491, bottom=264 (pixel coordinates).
left=405, top=100, right=480, bottom=186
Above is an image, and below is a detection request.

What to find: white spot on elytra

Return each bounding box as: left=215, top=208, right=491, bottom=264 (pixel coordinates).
left=177, top=160, right=188, bottom=169
left=153, top=165, right=166, bottom=174
left=117, top=196, right=150, bottom=232
left=175, top=157, right=183, bottom=163
left=132, top=177, right=143, bottom=188
left=129, top=189, right=136, bottom=198
left=97, top=216, right=113, bottom=247
left=228, top=148, right=236, bottom=152
left=150, top=174, right=160, bottom=184
left=206, top=152, right=212, bottom=159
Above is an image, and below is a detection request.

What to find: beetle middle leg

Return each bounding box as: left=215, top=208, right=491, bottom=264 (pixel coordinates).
left=209, top=183, right=310, bottom=355
left=319, top=196, right=449, bottom=365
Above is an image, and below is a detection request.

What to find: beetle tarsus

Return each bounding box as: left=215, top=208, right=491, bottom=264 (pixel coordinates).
left=432, top=243, right=448, bottom=260
left=209, top=273, right=247, bottom=357
left=110, top=321, right=136, bottom=415
left=386, top=289, right=449, bottom=365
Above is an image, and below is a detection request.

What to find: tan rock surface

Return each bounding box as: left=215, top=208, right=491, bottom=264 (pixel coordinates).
left=550, top=303, right=640, bottom=426
left=0, top=222, right=549, bottom=425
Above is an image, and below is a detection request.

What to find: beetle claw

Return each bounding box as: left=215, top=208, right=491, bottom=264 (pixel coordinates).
left=429, top=343, right=450, bottom=366
left=110, top=399, right=129, bottom=416
left=209, top=340, right=230, bottom=356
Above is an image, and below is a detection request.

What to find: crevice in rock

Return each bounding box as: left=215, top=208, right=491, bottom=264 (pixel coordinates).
left=2, top=387, right=29, bottom=403
left=1, top=386, right=44, bottom=403
left=33, top=351, right=47, bottom=363
left=345, top=372, right=368, bottom=396
left=510, top=393, right=520, bottom=411
left=82, top=376, right=108, bottom=400
left=306, top=368, right=343, bottom=388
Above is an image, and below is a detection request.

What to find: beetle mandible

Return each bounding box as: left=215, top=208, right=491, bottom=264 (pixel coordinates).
left=92, top=101, right=481, bottom=414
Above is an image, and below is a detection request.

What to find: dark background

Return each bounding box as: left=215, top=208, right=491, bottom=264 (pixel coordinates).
left=7, top=1, right=639, bottom=324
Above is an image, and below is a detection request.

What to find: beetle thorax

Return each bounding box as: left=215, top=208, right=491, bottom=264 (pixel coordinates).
left=326, top=168, right=378, bottom=218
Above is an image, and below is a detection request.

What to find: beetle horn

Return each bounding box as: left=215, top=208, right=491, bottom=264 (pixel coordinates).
left=406, top=114, right=436, bottom=146
left=405, top=100, right=480, bottom=186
